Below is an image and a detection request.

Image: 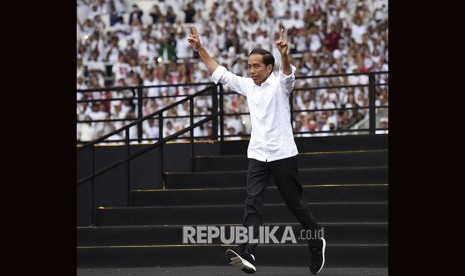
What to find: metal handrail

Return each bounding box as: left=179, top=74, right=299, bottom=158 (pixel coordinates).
left=77, top=83, right=217, bottom=151
left=76, top=114, right=216, bottom=186
left=77, top=83, right=223, bottom=225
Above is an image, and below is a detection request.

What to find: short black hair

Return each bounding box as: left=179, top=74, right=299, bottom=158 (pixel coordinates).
left=249, top=48, right=275, bottom=71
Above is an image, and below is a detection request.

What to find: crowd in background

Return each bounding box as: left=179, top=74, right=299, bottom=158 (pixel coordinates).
left=76, top=0, right=389, bottom=143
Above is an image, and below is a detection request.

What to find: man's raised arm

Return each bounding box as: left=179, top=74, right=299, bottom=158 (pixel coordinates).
left=187, top=25, right=219, bottom=74
left=276, top=28, right=291, bottom=75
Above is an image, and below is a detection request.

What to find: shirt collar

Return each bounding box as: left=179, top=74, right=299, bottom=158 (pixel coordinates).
left=257, top=72, right=277, bottom=87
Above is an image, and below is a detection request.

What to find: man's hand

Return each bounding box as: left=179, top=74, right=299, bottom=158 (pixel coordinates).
left=187, top=25, right=201, bottom=51
left=276, top=28, right=288, bottom=55
left=276, top=28, right=291, bottom=75
left=186, top=24, right=219, bottom=74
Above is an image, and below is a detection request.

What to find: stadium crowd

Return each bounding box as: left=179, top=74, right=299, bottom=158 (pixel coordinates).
left=76, top=0, right=388, bottom=143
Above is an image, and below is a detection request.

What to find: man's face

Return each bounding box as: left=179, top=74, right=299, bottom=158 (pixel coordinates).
left=248, top=54, right=272, bottom=86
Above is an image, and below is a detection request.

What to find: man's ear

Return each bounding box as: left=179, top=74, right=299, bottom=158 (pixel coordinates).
left=267, top=64, right=273, bottom=73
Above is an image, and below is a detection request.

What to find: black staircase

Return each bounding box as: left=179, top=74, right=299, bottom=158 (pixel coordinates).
left=77, top=134, right=388, bottom=268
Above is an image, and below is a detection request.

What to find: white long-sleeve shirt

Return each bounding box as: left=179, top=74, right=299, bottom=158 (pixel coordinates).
left=211, top=65, right=298, bottom=162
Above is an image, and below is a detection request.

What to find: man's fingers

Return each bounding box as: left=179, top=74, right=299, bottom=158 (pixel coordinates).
left=280, top=28, right=284, bottom=40
left=277, top=40, right=287, bottom=46
left=191, top=25, right=197, bottom=36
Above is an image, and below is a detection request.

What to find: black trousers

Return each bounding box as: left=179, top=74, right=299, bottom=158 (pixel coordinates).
left=240, top=156, right=319, bottom=254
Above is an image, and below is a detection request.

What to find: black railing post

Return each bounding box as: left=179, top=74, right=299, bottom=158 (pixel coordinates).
left=158, top=114, right=164, bottom=189
left=136, top=87, right=143, bottom=142
left=190, top=98, right=195, bottom=172
left=125, top=128, right=131, bottom=207
left=91, top=145, right=95, bottom=226
left=211, top=85, right=219, bottom=140
left=219, top=84, right=224, bottom=142
left=368, top=72, right=376, bottom=134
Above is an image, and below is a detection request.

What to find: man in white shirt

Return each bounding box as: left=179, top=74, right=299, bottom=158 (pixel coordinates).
left=188, top=25, right=326, bottom=275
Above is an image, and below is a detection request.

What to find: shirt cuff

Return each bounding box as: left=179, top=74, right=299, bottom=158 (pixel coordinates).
left=210, top=65, right=228, bottom=84
left=279, top=64, right=296, bottom=78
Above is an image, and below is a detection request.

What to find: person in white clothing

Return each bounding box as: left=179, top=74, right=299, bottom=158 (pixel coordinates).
left=187, top=25, right=326, bottom=275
